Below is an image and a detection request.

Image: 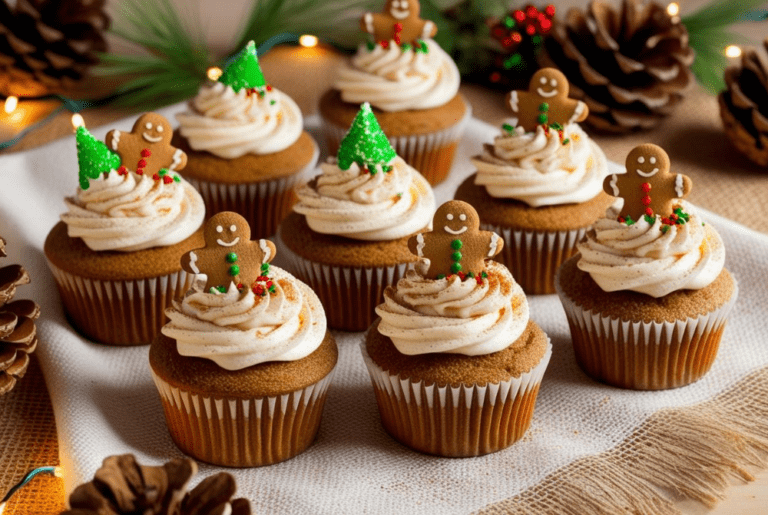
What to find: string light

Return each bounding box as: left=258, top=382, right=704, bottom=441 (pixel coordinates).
left=71, top=113, right=84, bottom=129
left=3, top=96, right=17, bottom=114
left=725, top=45, right=742, bottom=58
left=299, top=35, right=319, bottom=48
left=667, top=2, right=680, bottom=16
left=206, top=66, right=222, bottom=81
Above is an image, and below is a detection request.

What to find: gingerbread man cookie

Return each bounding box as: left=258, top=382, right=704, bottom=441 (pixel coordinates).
left=603, top=144, right=693, bottom=221
left=181, top=212, right=276, bottom=292
left=408, top=201, right=503, bottom=279
left=105, top=113, right=187, bottom=178
left=361, top=0, right=437, bottom=46
left=506, top=68, right=588, bottom=132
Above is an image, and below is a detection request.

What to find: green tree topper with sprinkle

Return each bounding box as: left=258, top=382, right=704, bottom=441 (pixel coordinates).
left=75, top=126, right=121, bottom=190
left=337, top=102, right=396, bottom=173
left=218, top=40, right=266, bottom=93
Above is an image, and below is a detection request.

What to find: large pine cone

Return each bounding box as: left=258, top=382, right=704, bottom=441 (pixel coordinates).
left=0, top=236, right=40, bottom=395
left=539, top=0, right=695, bottom=132
left=62, top=455, right=251, bottom=515
left=719, top=39, right=768, bottom=167
left=0, top=0, right=109, bottom=97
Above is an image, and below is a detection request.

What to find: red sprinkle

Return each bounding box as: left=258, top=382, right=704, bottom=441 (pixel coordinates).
left=513, top=10, right=525, bottom=22
left=266, top=85, right=272, bottom=91
left=642, top=195, right=652, bottom=206
left=152, top=173, right=160, bottom=181
left=163, top=175, right=173, bottom=184
left=141, top=149, right=151, bottom=157
left=117, top=166, right=127, bottom=176
left=641, top=182, right=652, bottom=193
left=137, top=159, right=147, bottom=168
left=136, top=169, right=144, bottom=175
left=394, top=23, right=403, bottom=32
left=645, top=207, right=654, bottom=216
left=526, top=5, right=538, bottom=17
left=380, top=40, right=389, bottom=49
left=526, top=24, right=536, bottom=35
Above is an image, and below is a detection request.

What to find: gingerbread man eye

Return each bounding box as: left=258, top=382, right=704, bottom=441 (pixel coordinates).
left=145, top=122, right=153, bottom=130
left=230, top=224, right=237, bottom=232
left=638, top=156, right=645, bottom=164
left=550, top=78, right=557, bottom=87
left=650, top=156, right=656, bottom=164
left=446, top=214, right=454, bottom=221
left=459, top=213, right=467, bottom=221
left=216, top=225, right=223, bottom=233
left=156, top=125, right=164, bottom=132
left=540, top=76, right=547, bottom=84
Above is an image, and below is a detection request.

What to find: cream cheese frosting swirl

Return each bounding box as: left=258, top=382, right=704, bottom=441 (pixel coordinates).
left=293, top=156, right=434, bottom=240
left=335, top=38, right=460, bottom=111
left=175, top=81, right=303, bottom=159
left=473, top=123, right=608, bottom=207
left=577, top=202, right=725, bottom=297
left=376, top=261, right=528, bottom=356
left=162, top=266, right=326, bottom=370
left=62, top=171, right=205, bottom=252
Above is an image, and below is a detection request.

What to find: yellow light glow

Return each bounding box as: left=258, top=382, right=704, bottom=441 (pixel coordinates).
left=666, top=2, right=679, bottom=16
left=71, top=113, right=84, bottom=129
left=4, top=96, right=18, bottom=114
left=207, top=66, right=223, bottom=81
left=725, top=45, right=742, bottom=58
left=299, top=35, right=319, bottom=48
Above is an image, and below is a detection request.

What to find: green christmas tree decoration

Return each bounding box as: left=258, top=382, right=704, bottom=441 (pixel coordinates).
left=337, top=102, right=396, bottom=172
left=218, top=40, right=267, bottom=93
left=75, top=126, right=121, bottom=190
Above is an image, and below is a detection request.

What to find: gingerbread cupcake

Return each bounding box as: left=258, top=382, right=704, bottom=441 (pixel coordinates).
left=174, top=41, right=318, bottom=238
left=150, top=212, right=338, bottom=467
left=44, top=114, right=205, bottom=345
left=455, top=68, right=613, bottom=294
left=556, top=144, right=738, bottom=390
left=280, top=102, right=434, bottom=331
left=319, top=0, right=470, bottom=185
left=362, top=201, right=551, bottom=457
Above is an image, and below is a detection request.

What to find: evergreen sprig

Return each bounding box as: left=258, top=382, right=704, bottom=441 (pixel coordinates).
left=682, top=0, right=768, bottom=94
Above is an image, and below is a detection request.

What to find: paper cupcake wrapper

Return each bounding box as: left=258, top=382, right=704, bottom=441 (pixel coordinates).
left=47, top=261, right=193, bottom=346
left=556, top=273, right=739, bottom=390
left=360, top=338, right=552, bottom=457
left=278, top=233, right=411, bottom=332
left=322, top=106, right=471, bottom=186
left=482, top=222, right=587, bottom=295
left=150, top=366, right=336, bottom=467
left=186, top=145, right=318, bottom=238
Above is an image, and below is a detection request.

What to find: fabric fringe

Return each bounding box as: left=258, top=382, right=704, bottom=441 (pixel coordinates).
left=479, top=367, right=768, bottom=515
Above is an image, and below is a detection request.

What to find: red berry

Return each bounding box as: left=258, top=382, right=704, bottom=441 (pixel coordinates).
left=540, top=19, right=552, bottom=31
left=458, top=272, right=466, bottom=280
left=526, top=5, right=538, bottom=18
left=645, top=207, right=654, bottom=216
left=380, top=40, right=389, bottom=49
left=513, top=10, right=525, bottom=22
left=266, top=85, right=272, bottom=91
left=163, top=175, right=173, bottom=184
left=545, top=5, right=556, bottom=17
left=662, top=218, right=671, bottom=225
left=136, top=169, right=144, bottom=175
left=641, top=182, right=652, bottom=193
left=526, top=24, right=536, bottom=35
left=137, top=159, right=147, bottom=168
left=141, top=149, right=151, bottom=157
left=476, top=276, right=483, bottom=285
left=642, top=195, right=652, bottom=206
left=152, top=173, right=160, bottom=181
left=266, top=281, right=273, bottom=287
left=117, top=166, right=127, bottom=175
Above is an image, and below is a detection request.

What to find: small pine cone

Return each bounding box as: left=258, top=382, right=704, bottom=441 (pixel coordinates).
left=0, top=0, right=109, bottom=97
left=62, top=455, right=252, bottom=515
left=539, top=0, right=695, bottom=132
left=0, top=237, right=40, bottom=395
left=719, top=39, right=768, bottom=167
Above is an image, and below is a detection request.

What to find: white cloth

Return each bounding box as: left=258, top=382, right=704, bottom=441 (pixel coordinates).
left=1, top=107, right=766, bottom=514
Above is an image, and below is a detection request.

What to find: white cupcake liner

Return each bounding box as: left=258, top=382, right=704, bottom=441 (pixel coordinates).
left=482, top=222, right=587, bottom=295
left=186, top=143, right=319, bottom=238
left=556, top=271, right=739, bottom=390
left=150, top=365, right=336, bottom=467
left=322, top=105, right=471, bottom=185
left=47, top=261, right=193, bottom=346
left=360, top=337, right=552, bottom=457
left=277, top=231, right=411, bottom=331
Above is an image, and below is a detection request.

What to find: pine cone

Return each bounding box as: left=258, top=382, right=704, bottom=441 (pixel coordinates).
left=539, top=0, right=695, bottom=132
left=0, top=0, right=109, bottom=97
left=719, top=39, right=768, bottom=167
left=0, top=236, right=40, bottom=395
left=62, top=455, right=251, bottom=515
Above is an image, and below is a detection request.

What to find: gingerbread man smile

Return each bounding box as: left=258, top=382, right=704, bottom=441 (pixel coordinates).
left=141, top=120, right=165, bottom=143
left=443, top=212, right=468, bottom=235
left=536, top=75, right=559, bottom=98
left=635, top=155, right=660, bottom=177
left=390, top=0, right=410, bottom=18
left=215, top=224, right=240, bottom=247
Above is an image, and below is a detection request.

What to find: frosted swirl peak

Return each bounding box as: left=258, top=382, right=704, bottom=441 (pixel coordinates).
left=176, top=81, right=303, bottom=159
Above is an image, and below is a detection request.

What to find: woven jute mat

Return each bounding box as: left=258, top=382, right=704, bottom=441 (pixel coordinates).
left=1, top=46, right=767, bottom=513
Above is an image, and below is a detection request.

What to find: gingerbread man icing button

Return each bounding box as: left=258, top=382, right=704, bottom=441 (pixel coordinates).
left=105, top=113, right=187, bottom=178
left=181, top=212, right=277, bottom=292
left=603, top=144, right=692, bottom=222
left=408, top=200, right=503, bottom=280
left=361, top=0, right=437, bottom=46
left=506, top=68, right=588, bottom=133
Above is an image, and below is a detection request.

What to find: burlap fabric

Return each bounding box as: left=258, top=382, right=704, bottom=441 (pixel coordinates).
left=1, top=46, right=768, bottom=514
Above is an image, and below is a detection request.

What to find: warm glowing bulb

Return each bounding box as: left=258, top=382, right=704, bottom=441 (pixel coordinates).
left=4, top=96, right=17, bottom=114
left=299, top=35, right=319, bottom=48
left=725, top=45, right=742, bottom=58
left=666, top=2, right=679, bottom=16
left=207, top=66, right=222, bottom=81
left=71, top=113, right=84, bottom=129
